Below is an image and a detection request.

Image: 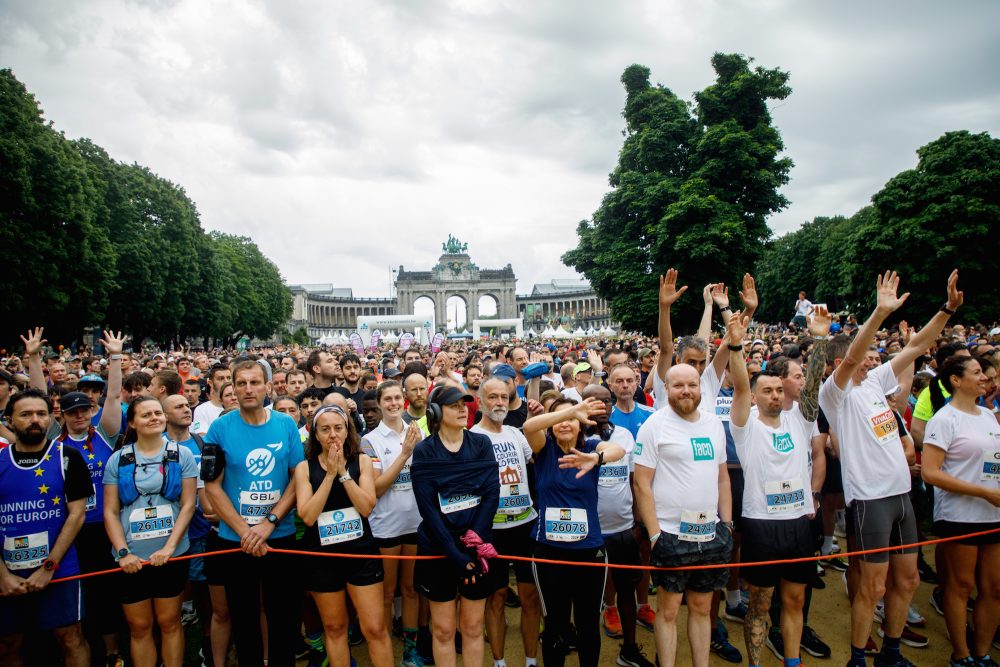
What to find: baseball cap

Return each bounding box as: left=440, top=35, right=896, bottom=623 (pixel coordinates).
left=574, top=362, right=593, bottom=378
left=431, top=386, right=474, bottom=406
left=990, top=327, right=1000, bottom=337
left=60, top=392, right=93, bottom=413
left=491, top=364, right=517, bottom=380
left=78, top=374, right=106, bottom=386
left=637, top=348, right=653, bottom=360
left=383, top=368, right=402, bottom=379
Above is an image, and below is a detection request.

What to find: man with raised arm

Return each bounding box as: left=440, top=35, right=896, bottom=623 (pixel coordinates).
left=727, top=306, right=830, bottom=667
left=818, top=270, right=962, bottom=667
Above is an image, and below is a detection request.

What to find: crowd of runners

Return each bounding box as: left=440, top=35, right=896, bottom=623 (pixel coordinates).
left=1, top=268, right=999, bottom=667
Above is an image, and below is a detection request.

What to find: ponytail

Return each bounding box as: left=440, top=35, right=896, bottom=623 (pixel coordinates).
left=931, top=356, right=979, bottom=414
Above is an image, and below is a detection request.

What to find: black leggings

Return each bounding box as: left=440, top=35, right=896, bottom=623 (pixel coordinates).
left=216, top=535, right=304, bottom=667
left=532, top=541, right=607, bottom=667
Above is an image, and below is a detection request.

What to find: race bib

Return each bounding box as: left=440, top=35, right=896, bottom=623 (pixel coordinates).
left=715, top=395, right=733, bottom=422
left=240, top=490, right=279, bottom=525
left=438, top=492, right=481, bottom=514
left=85, top=493, right=97, bottom=512
left=129, top=505, right=175, bottom=541
left=982, top=450, right=1000, bottom=482
left=392, top=466, right=413, bottom=491
left=598, top=462, right=629, bottom=487
left=678, top=509, right=716, bottom=542
left=544, top=507, right=588, bottom=542
left=765, top=479, right=806, bottom=514
left=3, top=532, right=49, bottom=571
left=318, top=507, right=364, bottom=545
left=497, top=483, right=532, bottom=514
left=868, top=409, right=898, bottom=445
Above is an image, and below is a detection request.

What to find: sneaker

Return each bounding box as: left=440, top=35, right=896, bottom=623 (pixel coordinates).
left=603, top=605, right=624, bottom=638
left=636, top=604, right=656, bottom=631
left=931, top=587, right=945, bottom=616
left=710, top=628, right=742, bottom=663
left=198, top=646, right=213, bottom=667
left=401, top=642, right=425, bottom=667
left=722, top=600, right=748, bottom=623
left=874, top=599, right=886, bottom=623
left=907, top=605, right=926, bottom=628
left=976, top=655, right=999, bottom=667
left=918, top=558, right=938, bottom=584
left=105, top=654, right=125, bottom=667
left=348, top=622, right=364, bottom=646
left=801, top=625, right=831, bottom=659
left=866, top=637, right=879, bottom=655
left=766, top=626, right=784, bottom=660
left=506, top=586, right=521, bottom=608
left=951, top=657, right=978, bottom=667
left=825, top=556, right=849, bottom=572
left=181, top=606, right=199, bottom=626
left=296, top=636, right=312, bottom=660
left=877, top=624, right=929, bottom=649
left=617, top=642, right=656, bottom=667
left=814, top=563, right=827, bottom=589
left=874, top=656, right=917, bottom=667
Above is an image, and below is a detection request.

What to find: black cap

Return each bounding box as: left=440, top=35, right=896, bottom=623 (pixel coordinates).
left=60, top=392, right=93, bottom=413
left=383, top=368, right=402, bottom=379
left=431, top=386, right=474, bottom=407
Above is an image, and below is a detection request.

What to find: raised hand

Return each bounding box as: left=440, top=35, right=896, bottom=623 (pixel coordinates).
left=558, top=448, right=602, bottom=479
left=807, top=304, right=832, bottom=338
left=19, top=327, right=46, bottom=357
left=726, top=310, right=749, bottom=347
left=100, top=330, right=127, bottom=356
left=658, top=268, right=688, bottom=308
left=702, top=283, right=714, bottom=306
left=571, top=397, right=604, bottom=426
left=875, top=271, right=910, bottom=314
left=898, top=320, right=911, bottom=345
left=945, top=269, right=963, bottom=311
left=711, top=283, right=730, bottom=310
left=740, top=274, right=758, bottom=314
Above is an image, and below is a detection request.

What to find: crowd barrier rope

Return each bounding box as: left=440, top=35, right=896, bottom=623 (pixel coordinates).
left=47, top=525, right=1000, bottom=585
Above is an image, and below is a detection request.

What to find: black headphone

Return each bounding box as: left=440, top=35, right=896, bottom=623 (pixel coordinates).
left=426, top=386, right=445, bottom=433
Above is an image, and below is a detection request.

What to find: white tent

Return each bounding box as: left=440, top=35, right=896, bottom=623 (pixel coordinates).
left=571, top=327, right=587, bottom=338
left=382, top=331, right=399, bottom=344
left=586, top=327, right=597, bottom=336
left=336, top=334, right=350, bottom=344
left=542, top=326, right=557, bottom=337
left=552, top=326, right=572, bottom=339
left=604, top=327, right=617, bottom=337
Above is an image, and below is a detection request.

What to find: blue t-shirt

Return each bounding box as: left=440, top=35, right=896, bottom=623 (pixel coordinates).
left=610, top=403, right=655, bottom=441
left=204, top=410, right=304, bottom=542
left=532, top=435, right=602, bottom=549
left=176, top=435, right=211, bottom=540
left=104, top=442, right=199, bottom=560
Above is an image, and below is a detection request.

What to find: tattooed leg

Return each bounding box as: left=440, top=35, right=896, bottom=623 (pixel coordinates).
left=744, top=585, right=773, bottom=666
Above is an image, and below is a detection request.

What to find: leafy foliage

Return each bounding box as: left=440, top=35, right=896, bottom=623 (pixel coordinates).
left=564, top=55, right=792, bottom=333
left=0, top=69, right=292, bottom=346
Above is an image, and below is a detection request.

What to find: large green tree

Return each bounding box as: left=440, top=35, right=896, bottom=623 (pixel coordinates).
left=564, top=54, right=792, bottom=333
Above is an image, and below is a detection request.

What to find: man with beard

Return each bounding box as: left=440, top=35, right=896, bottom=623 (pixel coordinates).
left=339, top=353, right=367, bottom=406
left=193, top=364, right=232, bottom=436
left=634, top=363, right=732, bottom=667
left=584, top=384, right=654, bottom=667
left=307, top=350, right=340, bottom=398
left=401, top=365, right=430, bottom=436
left=463, top=365, right=483, bottom=429
left=472, top=377, right=541, bottom=667
left=489, top=364, right=529, bottom=428
left=0, top=389, right=93, bottom=667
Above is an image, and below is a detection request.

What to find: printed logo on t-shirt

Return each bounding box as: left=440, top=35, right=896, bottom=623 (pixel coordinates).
left=634, top=442, right=643, bottom=456
left=245, top=443, right=282, bottom=477
left=690, top=437, right=714, bottom=461
left=772, top=433, right=794, bottom=453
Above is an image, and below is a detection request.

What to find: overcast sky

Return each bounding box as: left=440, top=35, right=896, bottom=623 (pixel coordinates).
left=3, top=0, right=998, bottom=300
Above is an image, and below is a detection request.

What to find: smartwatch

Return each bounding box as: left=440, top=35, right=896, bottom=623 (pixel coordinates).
left=43, top=559, right=58, bottom=572
left=266, top=513, right=279, bottom=525
left=116, top=547, right=130, bottom=561
left=338, top=474, right=352, bottom=484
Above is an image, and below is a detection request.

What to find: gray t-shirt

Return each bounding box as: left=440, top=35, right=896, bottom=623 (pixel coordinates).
left=104, top=441, right=199, bottom=559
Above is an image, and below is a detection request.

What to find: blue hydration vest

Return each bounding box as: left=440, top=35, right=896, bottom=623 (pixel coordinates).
left=58, top=426, right=114, bottom=524
left=0, top=442, right=80, bottom=576
left=117, top=441, right=183, bottom=506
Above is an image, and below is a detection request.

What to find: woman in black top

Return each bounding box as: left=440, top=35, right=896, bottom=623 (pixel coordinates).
left=294, top=405, right=393, bottom=667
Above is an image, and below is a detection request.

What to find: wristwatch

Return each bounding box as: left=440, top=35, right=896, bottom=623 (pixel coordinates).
left=43, top=559, right=58, bottom=572
left=266, top=513, right=279, bottom=525
left=940, top=302, right=956, bottom=315
left=109, top=354, right=124, bottom=361
left=338, top=474, right=352, bottom=484
left=115, top=547, right=129, bottom=561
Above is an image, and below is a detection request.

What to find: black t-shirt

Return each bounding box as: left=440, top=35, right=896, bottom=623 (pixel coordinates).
left=503, top=401, right=528, bottom=429
left=10, top=444, right=94, bottom=502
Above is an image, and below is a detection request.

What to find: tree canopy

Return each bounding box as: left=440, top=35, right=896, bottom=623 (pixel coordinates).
left=564, top=54, right=792, bottom=333
left=0, top=69, right=292, bottom=346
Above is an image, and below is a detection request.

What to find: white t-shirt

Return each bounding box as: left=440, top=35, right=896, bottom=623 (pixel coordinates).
left=818, top=363, right=910, bottom=504
left=795, top=299, right=813, bottom=318
left=360, top=421, right=420, bottom=539
left=470, top=424, right=537, bottom=529
left=561, top=387, right=582, bottom=402
left=652, top=363, right=722, bottom=412
left=192, top=401, right=224, bottom=435
left=635, top=406, right=727, bottom=537
left=924, top=403, right=1000, bottom=523
left=592, top=426, right=636, bottom=535
left=545, top=372, right=564, bottom=390
left=732, top=407, right=814, bottom=520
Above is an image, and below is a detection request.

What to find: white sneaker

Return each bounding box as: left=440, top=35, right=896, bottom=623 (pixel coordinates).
left=908, top=604, right=926, bottom=627
left=874, top=599, right=885, bottom=623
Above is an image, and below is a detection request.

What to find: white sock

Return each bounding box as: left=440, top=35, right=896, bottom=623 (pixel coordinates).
left=494, top=660, right=506, bottom=667
left=822, top=536, right=835, bottom=555
left=525, top=658, right=537, bottom=667
left=726, top=589, right=741, bottom=607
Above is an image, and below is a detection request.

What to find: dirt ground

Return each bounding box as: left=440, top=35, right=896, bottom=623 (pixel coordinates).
left=338, top=561, right=958, bottom=667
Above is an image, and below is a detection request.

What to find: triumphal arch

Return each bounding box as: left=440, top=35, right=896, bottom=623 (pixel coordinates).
left=394, top=235, right=518, bottom=328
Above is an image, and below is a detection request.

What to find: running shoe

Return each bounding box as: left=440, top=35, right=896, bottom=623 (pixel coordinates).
left=801, top=625, right=831, bottom=658
left=401, top=641, right=425, bottom=667
left=931, top=587, right=945, bottom=616
left=765, top=626, right=784, bottom=660
left=865, top=637, right=878, bottom=655
left=877, top=624, right=929, bottom=648
left=506, top=586, right=521, bottom=608
left=617, top=642, right=656, bottom=667
left=824, top=556, right=848, bottom=572
left=976, top=655, right=998, bottom=667
left=636, top=603, right=656, bottom=631
left=348, top=622, right=364, bottom=646
left=296, top=636, right=312, bottom=660
left=950, top=657, right=978, bottom=667
left=722, top=600, right=748, bottom=623
left=874, top=657, right=917, bottom=667
left=603, top=605, right=624, bottom=638
left=907, top=605, right=926, bottom=628
left=918, top=558, right=938, bottom=584
left=181, top=605, right=199, bottom=626
left=710, top=628, right=742, bottom=663
left=874, top=599, right=886, bottom=623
